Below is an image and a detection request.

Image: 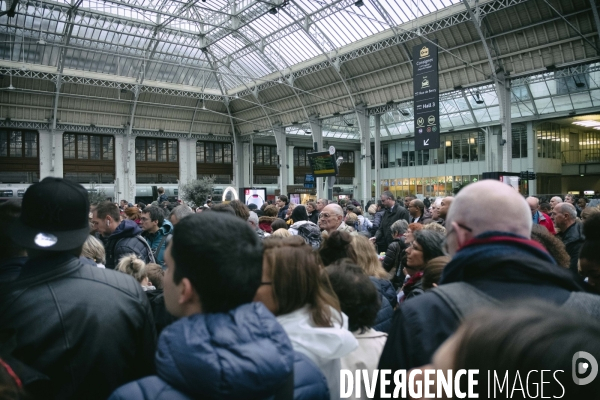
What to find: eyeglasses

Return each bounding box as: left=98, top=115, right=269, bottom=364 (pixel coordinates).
left=442, top=222, right=472, bottom=255
left=319, top=212, right=334, bottom=219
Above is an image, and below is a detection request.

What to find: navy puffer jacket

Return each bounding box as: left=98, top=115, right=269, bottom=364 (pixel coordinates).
left=370, top=277, right=397, bottom=333
left=105, top=220, right=152, bottom=269
left=109, top=302, right=329, bottom=400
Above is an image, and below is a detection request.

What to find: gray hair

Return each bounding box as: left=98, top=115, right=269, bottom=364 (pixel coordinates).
left=248, top=211, right=259, bottom=226
left=170, top=205, right=193, bottom=221
left=556, top=203, right=577, bottom=220
left=390, top=219, right=409, bottom=235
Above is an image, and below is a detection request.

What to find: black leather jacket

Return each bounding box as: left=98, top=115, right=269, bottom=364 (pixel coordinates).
left=0, top=254, right=157, bottom=400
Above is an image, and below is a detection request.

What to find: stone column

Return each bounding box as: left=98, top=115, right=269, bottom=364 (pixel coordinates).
left=38, top=130, right=64, bottom=179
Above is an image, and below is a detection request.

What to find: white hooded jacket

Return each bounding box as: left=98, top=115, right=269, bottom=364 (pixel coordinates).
left=277, top=305, right=359, bottom=400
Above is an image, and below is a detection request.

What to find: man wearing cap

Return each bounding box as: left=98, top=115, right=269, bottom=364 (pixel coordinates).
left=0, top=177, right=156, bottom=400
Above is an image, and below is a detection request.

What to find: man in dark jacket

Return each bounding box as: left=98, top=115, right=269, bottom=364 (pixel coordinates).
left=276, top=195, right=290, bottom=220
left=0, top=200, right=26, bottom=283
left=0, top=177, right=156, bottom=400
left=372, top=191, right=409, bottom=253
left=92, top=201, right=153, bottom=269
left=552, top=202, right=585, bottom=273
left=157, top=187, right=169, bottom=204
left=141, top=205, right=173, bottom=268
left=377, top=180, right=599, bottom=384
left=109, top=212, right=329, bottom=400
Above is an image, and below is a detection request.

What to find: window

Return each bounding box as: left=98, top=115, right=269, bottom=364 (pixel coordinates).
left=294, top=148, right=312, bottom=167
left=512, top=124, right=528, bottom=158
left=64, top=133, right=114, bottom=161
left=135, top=138, right=178, bottom=162
left=205, top=142, right=214, bottom=163
left=335, top=150, right=354, bottom=163
left=254, top=145, right=278, bottom=166
left=196, top=141, right=205, bottom=162
left=224, top=143, right=232, bottom=163
left=214, top=143, right=223, bottom=163
left=0, top=130, right=38, bottom=158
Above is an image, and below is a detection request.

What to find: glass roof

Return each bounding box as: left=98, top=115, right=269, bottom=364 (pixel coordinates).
left=283, top=63, right=600, bottom=141
left=0, top=0, right=462, bottom=92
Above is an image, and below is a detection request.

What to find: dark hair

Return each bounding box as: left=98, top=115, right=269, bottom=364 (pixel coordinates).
left=137, top=201, right=147, bottom=210
left=229, top=200, right=250, bottom=221
left=145, top=263, right=164, bottom=290
left=0, top=200, right=25, bottom=261
left=157, top=187, right=164, bottom=194
left=412, top=199, right=425, bottom=214
left=171, top=212, right=263, bottom=313
left=580, top=213, right=600, bottom=264
left=270, top=218, right=287, bottom=231
left=412, top=230, right=444, bottom=264
left=264, top=205, right=278, bottom=217
left=95, top=201, right=120, bottom=222
left=290, top=205, right=308, bottom=223
left=319, top=230, right=358, bottom=267
left=422, top=256, right=450, bottom=290
left=142, top=205, right=164, bottom=227
left=279, top=195, right=288, bottom=204
left=210, top=203, right=236, bottom=215
left=531, top=224, right=570, bottom=268
left=453, top=302, right=600, bottom=397
left=539, top=202, right=551, bottom=213
left=263, top=236, right=341, bottom=327
left=381, top=190, right=395, bottom=201
left=326, top=260, right=380, bottom=333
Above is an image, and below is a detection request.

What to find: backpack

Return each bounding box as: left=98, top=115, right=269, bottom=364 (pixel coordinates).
left=297, top=222, right=323, bottom=250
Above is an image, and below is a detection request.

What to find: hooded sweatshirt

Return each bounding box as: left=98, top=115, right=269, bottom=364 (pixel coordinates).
left=108, top=302, right=330, bottom=400
left=277, top=306, right=358, bottom=400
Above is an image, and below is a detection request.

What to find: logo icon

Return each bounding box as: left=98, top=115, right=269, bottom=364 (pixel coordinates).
left=34, top=233, right=58, bottom=247
left=420, top=46, right=429, bottom=58
left=572, top=351, right=598, bottom=385
left=422, top=76, right=430, bottom=88
left=427, top=115, right=436, bottom=125
left=416, top=117, right=425, bottom=127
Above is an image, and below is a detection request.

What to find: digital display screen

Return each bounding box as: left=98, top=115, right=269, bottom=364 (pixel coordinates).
left=304, top=174, right=315, bottom=189
left=243, top=188, right=266, bottom=208
left=307, top=151, right=338, bottom=177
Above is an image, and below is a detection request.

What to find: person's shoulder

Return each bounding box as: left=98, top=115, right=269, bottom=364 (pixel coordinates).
left=108, top=376, right=191, bottom=400
left=74, top=265, right=149, bottom=302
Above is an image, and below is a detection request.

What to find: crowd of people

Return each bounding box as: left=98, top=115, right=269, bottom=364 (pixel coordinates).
left=0, top=177, right=599, bottom=399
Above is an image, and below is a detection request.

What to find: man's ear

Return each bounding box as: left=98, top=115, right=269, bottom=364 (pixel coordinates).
left=453, top=221, right=473, bottom=249
left=178, top=278, right=202, bottom=312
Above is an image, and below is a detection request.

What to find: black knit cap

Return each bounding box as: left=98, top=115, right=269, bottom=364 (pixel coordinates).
left=13, top=177, right=90, bottom=251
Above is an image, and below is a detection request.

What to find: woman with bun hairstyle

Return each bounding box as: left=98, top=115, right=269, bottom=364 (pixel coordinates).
left=116, top=254, right=154, bottom=291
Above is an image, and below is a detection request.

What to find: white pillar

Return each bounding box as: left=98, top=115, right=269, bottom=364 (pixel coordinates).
left=39, top=130, right=64, bottom=179
left=273, top=125, right=288, bottom=194
left=115, top=135, right=136, bottom=203
left=178, top=138, right=197, bottom=196
left=526, top=121, right=537, bottom=195
left=356, top=105, right=371, bottom=205
left=374, top=114, right=381, bottom=201
left=309, top=116, right=324, bottom=200
left=287, top=144, right=295, bottom=185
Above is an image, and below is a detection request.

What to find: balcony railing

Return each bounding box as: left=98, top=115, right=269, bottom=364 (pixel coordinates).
left=561, top=150, right=600, bottom=164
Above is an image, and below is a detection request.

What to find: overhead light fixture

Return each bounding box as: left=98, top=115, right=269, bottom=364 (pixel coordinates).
left=546, top=64, right=556, bottom=71
left=573, top=77, right=585, bottom=88
left=90, top=123, right=96, bottom=128
left=474, top=91, right=484, bottom=105
left=445, top=140, right=451, bottom=147
left=355, top=0, right=364, bottom=6
left=400, top=109, right=410, bottom=116
left=569, top=110, right=577, bottom=116
left=386, top=100, right=394, bottom=105
left=454, top=85, right=463, bottom=90
left=269, top=7, right=278, bottom=14
left=333, top=112, right=340, bottom=116
left=208, top=133, right=214, bottom=136
left=469, top=138, right=475, bottom=144
left=291, top=121, right=298, bottom=125
left=253, top=129, right=259, bottom=133
left=573, top=120, right=600, bottom=127
left=305, top=130, right=312, bottom=135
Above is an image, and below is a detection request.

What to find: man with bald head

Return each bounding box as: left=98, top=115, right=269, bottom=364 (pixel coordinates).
left=378, top=180, right=593, bottom=374
left=318, top=203, right=354, bottom=236
left=549, top=196, right=562, bottom=210
left=552, top=202, right=585, bottom=273
left=526, top=196, right=555, bottom=234
left=438, top=196, right=453, bottom=226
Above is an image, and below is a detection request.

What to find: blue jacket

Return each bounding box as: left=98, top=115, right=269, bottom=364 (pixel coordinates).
left=109, top=302, right=329, bottom=400
left=105, top=220, right=152, bottom=269
left=143, top=220, right=173, bottom=267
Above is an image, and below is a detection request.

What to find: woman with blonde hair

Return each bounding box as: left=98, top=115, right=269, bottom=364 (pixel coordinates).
left=116, top=254, right=154, bottom=291
left=81, top=235, right=106, bottom=268
left=255, top=236, right=357, bottom=400
left=350, top=235, right=396, bottom=333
